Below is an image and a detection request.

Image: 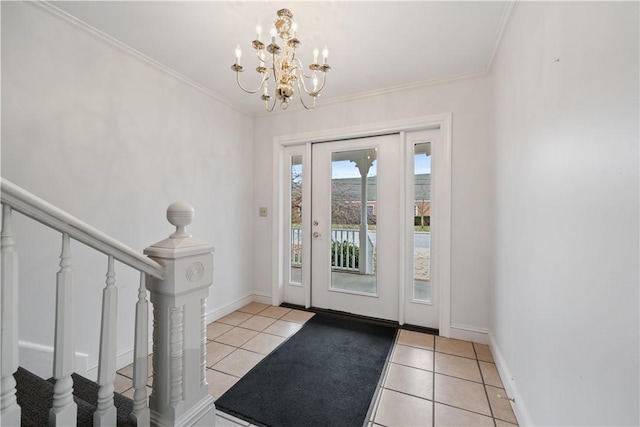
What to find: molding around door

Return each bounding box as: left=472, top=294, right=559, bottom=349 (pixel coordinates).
left=271, top=113, right=452, bottom=337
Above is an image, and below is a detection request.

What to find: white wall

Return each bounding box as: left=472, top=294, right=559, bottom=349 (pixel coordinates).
left=1, top=2, right=254, bottom=376
left=489, top=2, right=639, bottom=425
left=252, top=75, right=494, bottom=333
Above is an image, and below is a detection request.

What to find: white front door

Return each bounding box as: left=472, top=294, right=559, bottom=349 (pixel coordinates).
left=310, top=134, right=401, bottom=321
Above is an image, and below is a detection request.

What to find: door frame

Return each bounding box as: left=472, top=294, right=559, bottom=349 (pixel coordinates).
left=271, top=114, right=452, bottom=337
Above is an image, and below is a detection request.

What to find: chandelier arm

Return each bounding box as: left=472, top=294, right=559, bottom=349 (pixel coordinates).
left=270, top=53, right=280, bottom=84
left=255, top=51, right=268, bottom=62
left=297, top=70, right=326, bottom=97
left=294, top=58, right=315, bottom=79
left=297, top=74, right=313, bottom=96
left=236, top=71, right=270, bottom=94
left=315, top=71, right=328, bottom=93
left=296, top=79, right=317, bottom=110
left=298, top=94, right=317, bottom=110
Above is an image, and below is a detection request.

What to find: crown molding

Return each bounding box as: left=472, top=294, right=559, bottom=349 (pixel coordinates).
left=23, top=0, right=252, bottom=118
left=256, top=69, right=488, bottom=119
left=485, top=0, right=518, bottom=73
left=324, top=69, right=489, bottom=108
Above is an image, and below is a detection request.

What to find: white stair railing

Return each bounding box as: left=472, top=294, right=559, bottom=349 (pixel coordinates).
left=0, top=178, right=216, bottom=426
left=1, top=205, right=21, bottom=426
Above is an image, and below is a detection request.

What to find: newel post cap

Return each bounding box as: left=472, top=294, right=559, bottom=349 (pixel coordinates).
left=167, top=201, right=194, bottom=238
left=144, top=202, right=213, bottom=258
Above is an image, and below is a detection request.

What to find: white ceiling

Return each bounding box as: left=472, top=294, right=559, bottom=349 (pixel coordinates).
left=52, top=1, right=510, bottom=116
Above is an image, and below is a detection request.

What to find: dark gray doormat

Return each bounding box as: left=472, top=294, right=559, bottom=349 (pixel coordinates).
left=215, top=313, right=397, bottom=427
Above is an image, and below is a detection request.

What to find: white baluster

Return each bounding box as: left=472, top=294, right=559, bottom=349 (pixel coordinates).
left=94, top=256, right=117, bottom=426
left=50, top=233, right=78, bottom=426
left=1, top=205, right=21, bottom=426
left=130, top=273, right=150, bottom=427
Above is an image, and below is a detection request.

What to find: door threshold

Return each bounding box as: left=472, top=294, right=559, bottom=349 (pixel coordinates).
left=280, top=303, right=440, bottom=336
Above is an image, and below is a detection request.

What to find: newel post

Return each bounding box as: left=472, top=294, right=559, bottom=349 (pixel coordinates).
left=144, top=202, right=216, bottom=427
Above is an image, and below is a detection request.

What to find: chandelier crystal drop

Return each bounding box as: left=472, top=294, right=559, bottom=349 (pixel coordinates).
left=231, top=9, right=331, bottom=112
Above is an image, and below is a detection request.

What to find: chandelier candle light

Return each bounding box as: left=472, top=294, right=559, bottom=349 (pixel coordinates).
left=231, top=9, right=331, bottom=111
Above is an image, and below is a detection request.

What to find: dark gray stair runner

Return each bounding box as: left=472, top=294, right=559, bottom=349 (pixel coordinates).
left=15, top=366, right=134, bottom=427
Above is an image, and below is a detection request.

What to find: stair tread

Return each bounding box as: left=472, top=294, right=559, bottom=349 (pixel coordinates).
left=15, top=367, right=134, bottom=427
left=16, top=367, right=94, bottom=426
left=50, top=372, right=134, bottom=426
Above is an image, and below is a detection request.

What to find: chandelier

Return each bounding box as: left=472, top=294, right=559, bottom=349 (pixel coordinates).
left=231, top=9, right=331, bottom=112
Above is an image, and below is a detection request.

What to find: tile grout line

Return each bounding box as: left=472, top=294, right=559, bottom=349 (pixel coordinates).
left=382, top=385, right=438, bottom=403
left=208, top=365, right=241, bottom=379
left=211, top=323, right=303, bottom=343
left=208, top=337, right=275, bottom=370
left=432, top=368, right=486, bottom=385
left=433, top=399, right=498, bottom=420
left=474, top=343, right=498, bottom=427
left=432, top=336, right=436, bottom=427
left=370, top=330, right=399, bottom=424
left=388, top=360, right=433, bottom=374
left=209, top=347, right=241, bottom=371
left=390, top=357, right=491, bottom=386
left=400, top=338, right=483, bottom=362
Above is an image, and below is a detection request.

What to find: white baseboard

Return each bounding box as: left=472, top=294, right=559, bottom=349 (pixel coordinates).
left=19, top=341, right=89, bottom=380
left=86, top=341, right=154, bottom=382
left=204, top=294, right=254, bottom=325
left=252, top=292, right=273, bottom=305
left=488, top=331, right=533, bottom=426
left=449, top=323, right=490, bottom=344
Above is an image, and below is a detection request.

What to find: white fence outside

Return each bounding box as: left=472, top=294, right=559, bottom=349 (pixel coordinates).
left=291, top=228, right=375, bottom=274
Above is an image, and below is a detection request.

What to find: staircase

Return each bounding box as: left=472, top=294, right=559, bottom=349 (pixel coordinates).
left=15, top=367, right=133, bottom=426
left=1, top=179, right=217, bottom=426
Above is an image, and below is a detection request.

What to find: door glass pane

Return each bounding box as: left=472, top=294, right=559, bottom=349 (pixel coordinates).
left=290, top=155, right=303, bottom=284
left=330, top=149, right=377, bottom=294
left=414, top=142, right=431, bottom=301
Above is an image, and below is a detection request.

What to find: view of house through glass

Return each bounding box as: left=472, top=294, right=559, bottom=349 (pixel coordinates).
left=330, top=148, right=378, bottom=294
left=290, top=155, right=303, bottom=284
left=414, top=142, right=431, bottom=301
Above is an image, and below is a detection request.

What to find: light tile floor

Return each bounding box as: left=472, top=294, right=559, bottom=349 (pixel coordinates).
left=116, top=303, right=518, bottom=427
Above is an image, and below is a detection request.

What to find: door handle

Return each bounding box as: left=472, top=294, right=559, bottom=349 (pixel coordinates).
left=313, top=231, right=321, bottom=238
